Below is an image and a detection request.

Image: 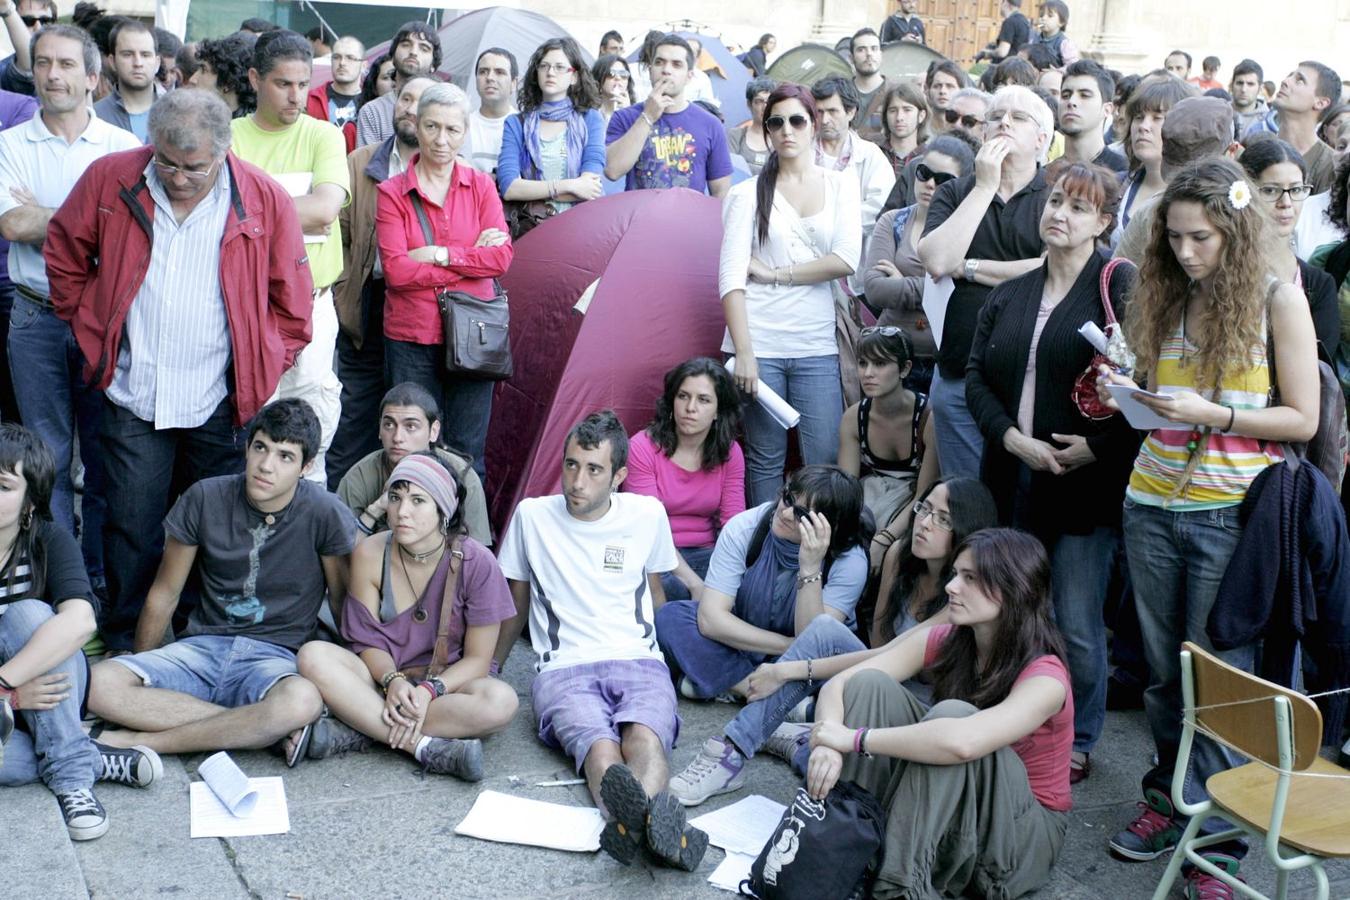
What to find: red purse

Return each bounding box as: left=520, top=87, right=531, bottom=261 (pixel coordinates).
left=1071, top=258, right=1131, bottom=421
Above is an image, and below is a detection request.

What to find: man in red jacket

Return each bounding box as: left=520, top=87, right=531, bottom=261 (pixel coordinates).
left=45, top=88, right=314, bottom=653
left=305, top=34, right=362, bottom=152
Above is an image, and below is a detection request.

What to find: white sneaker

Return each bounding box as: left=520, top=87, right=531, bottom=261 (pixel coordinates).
left=668, top=737, right=747, bottom=807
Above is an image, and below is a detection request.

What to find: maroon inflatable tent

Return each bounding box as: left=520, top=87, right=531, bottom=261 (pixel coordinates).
left=486, top=189, right=727, bottom=531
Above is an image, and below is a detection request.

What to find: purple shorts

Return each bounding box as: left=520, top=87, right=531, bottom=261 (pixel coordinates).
left=531, top=657, right=680, bottom=772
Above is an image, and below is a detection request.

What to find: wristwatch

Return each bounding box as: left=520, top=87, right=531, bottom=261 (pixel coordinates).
left=435, top=246, right=449, bottom=266
left=963, top=258, right=980, bottom=281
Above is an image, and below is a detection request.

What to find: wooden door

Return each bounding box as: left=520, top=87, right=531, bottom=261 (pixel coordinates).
left=898, top=0, right=1002, bottom=66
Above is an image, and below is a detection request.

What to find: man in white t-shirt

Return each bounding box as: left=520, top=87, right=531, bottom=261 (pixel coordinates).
left=495, top=410, right=708, bottom=871
left=465, top=47, right=515, bottom=176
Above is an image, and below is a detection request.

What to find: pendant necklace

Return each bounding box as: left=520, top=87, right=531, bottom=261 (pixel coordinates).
left=397, top=541, right=444, bottom=623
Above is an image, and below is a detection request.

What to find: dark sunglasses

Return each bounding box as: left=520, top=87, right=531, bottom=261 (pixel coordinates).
left=21, top=14, right=55, bottom=26
left=943, top=108, right=981, bottom=129
left=779, top=485, right=812, bottom=521
left=915, top=162, right=958, bottom=186
left=766, top=113, right=810, bottom=132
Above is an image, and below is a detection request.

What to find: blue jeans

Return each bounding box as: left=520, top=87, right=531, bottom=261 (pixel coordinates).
left=1046, top=527, right=1119, bottom=753
left=741, top=355, right=842, bottom=506
left=99, top=396, right=245, bottom=651
left=385, top=337, right=493, bottom=481
left=7, top=294, right=105, bottom=578
left=0, top=600, right=99, bottom=792
left=930, top=372, right=983, bottom=479
left=327, top=279, right=386, bottom=490
left=660, top=545, right=714, bottom=602
left=1123, top=499, right=1254, bottom=810
left=724, top=615, right=865, bottom=759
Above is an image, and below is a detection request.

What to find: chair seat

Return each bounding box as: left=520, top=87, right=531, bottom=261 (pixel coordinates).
left=1207, top=756, right=1350, bottom=857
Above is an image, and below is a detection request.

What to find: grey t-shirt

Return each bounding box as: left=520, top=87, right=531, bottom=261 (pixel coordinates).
left=165, top=475, right=358, bottom=650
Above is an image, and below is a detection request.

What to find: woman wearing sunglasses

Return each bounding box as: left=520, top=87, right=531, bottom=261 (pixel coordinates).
left=864, top=136, right=975, bottom=396
left=1238, top=137, right=1340, bottom=351
left=966, top=162, right=1139, bottom=784
left=590, top=54, right=635, bottom=127
left=720, top=83, right=862, bottom=506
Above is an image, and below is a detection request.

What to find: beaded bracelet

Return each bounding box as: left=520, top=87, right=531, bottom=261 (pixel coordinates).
left=796, top=570, right=823, bottom=587
left=380, top=670, right=408, bottom=693
left=805, top=658, right=814, bottom=692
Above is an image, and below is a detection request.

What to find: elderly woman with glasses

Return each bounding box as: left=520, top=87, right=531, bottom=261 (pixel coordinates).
left=726, top=76, right=778, bottom=175
left=965, top=161, right=1140, bottom=784
left=721, top=83, right=861, bottom=506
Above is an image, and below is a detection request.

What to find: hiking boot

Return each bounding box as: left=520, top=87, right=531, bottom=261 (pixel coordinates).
left=419, top=737, right=483, bottom=781
left=1109, top=787, right=1182, bottom=861
left=668, top=737, right=747, bottom=807
left=646, top=791, right=709, bottom=871
left=56, top=788, right=109, bottom=841
left=599, top=763, right=649, bottom=865
left=306, top=716, right=374, bottom=760
left=1184, top=854, right=1244, bottom=899
left=96, top=743, right=162, bottom=788
left=763, top=723, right=811, bottom=765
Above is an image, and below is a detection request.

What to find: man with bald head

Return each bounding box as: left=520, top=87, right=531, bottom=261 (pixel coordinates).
left=328, top=76, right=433, bottom=485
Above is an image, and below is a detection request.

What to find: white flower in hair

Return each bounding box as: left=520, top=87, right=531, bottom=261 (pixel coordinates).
left=1228, top=179, right=1252, bottom=210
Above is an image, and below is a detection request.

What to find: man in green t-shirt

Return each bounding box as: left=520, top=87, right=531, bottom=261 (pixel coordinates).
left=231, top=29, right=350, bottom=484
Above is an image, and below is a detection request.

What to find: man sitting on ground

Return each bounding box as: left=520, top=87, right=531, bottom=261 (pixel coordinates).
left=88, top=400, right=358, bottom=762
left=494, top=410, right=708, bottom=871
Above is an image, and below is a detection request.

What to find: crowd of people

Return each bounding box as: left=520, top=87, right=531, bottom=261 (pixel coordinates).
left=0, top=2, right=1347, bottom=897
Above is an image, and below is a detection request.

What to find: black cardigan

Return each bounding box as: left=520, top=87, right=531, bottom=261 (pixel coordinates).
left=965, top=249, right=1142, bottom=537
left=1298, top=259, right=1340, bottom=355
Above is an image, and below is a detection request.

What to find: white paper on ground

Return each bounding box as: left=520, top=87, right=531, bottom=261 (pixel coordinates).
left=724, top=358, right=801, bottom=429
left=197, top=751, right=258, bottom=816
left=708, top=851, right=759, bottom=892
left=689, top=794, right=786, bottom=856
left=189, top=777, right=290, bottom=838
left=1106, top=384, right=1191, bottom=431
left=270, top=172, right=327, bottom=244
left=454, top=790, right=604, bottom=852
left=921, top=274, right=953, bottom=349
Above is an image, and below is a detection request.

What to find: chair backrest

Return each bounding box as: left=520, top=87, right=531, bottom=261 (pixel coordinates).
left=1182, top=642, right=1323, bottom=771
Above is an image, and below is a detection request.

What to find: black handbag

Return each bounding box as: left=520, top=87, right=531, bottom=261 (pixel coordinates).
left=739, top=782, right=885, bottom=900
left=409, top=193, right=514, bottom=381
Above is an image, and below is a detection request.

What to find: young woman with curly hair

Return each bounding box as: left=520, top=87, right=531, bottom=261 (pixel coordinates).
left=1097, top=157, right=1319, bottom=889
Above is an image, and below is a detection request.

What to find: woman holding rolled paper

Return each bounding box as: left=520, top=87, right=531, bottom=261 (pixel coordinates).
left=719, top=83, right=863, bottom=506
left=965, top=162, right=1138, bottom=783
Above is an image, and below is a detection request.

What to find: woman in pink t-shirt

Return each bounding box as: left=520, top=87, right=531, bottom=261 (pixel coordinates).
left=626, top=357, right=745, bottom=600
left=805, top=528, right=1073, bottom=898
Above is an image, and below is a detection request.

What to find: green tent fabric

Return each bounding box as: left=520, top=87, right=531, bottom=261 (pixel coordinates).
left=879, top=41, right=949, bottom=82
left=766, top=42, right=853, bottom=87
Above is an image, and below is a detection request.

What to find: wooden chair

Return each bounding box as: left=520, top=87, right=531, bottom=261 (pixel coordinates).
left=1151, top=642, right=1350, bottom=900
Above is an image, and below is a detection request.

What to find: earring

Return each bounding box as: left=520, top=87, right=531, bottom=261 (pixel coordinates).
left=440, top=516, right=450, bottom=535
left=20, top=509, right=31, bottom=530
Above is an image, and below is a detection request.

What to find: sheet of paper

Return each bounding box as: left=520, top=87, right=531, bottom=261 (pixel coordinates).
left=921, top=274, right=953, bottom=349
left=724, top=359, right=801, bottom=429
left=573, top=278, right=600, bottom=315
left=708, top=851, right=758, bottom=893
left=689, top=794, right=786, bottom=856
left=190, top=777, right=290, bottom=838
left=198, top=751, right=258, bottom=816
left=454, top=790, right=604, bottom=853
left=270, top=172, right=327, bottom=244
left=1106, top=384, right=1192, bottom=431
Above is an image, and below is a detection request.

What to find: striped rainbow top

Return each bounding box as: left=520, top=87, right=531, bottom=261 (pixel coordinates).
left=1126, top=323, right=1283, bottom=511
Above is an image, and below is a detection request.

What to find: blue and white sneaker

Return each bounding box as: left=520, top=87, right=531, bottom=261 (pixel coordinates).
left=668, top=737, right=747, bottom=806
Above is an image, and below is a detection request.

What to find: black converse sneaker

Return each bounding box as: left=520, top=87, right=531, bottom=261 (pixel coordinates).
left=96, top=743, right=163, bottom=788
left=56, top=788, right=109, bottom=841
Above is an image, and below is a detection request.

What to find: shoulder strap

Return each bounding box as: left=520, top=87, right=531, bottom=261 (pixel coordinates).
left=409, top=192, right=434, bottom=246
left=1098, top=256, right=1126, bottom=326
left=429, top=536, right=466, bottom=676
left=743, top=506, right=776, bottom=569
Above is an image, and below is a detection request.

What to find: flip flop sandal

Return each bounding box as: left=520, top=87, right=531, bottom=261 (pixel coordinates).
left=286, top=722, right=313, bottom=769
left=645, top=792, right=709, bottom=871
left=598, top=764, right=648, bottom=865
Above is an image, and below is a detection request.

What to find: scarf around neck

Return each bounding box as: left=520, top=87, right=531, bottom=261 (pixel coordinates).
left=523, top=99, right=587, bottom=181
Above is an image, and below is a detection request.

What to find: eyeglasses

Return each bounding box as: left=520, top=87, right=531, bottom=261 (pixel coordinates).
left=779, top=484, right=812, bottom=521
left=21, top=14, right=55, bottom=26
left=607, top=69, right=630, bottom=79
left=861, top=325, right=905, bottom=337
left=153, top=158, right=216, bottom=184
left=913, top=500, right=953, bottom=531
left=943, top=108, right=982, bottom=129
left=985, top=108, right=1036, bottom=126
left=1256, top=183, right=1313, bottom=202
left=915, top=162, right=958, bottom=186
left=537, top=62, right=574, bottom=75
left=766, top=113, right=810, bottom=132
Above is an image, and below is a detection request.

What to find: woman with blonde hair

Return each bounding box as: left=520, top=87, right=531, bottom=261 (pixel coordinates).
left=1098, top=158, right=1318, bottom=891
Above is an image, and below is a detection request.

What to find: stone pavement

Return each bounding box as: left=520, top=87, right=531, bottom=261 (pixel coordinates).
left=4, top=642, right=1348, bottom=900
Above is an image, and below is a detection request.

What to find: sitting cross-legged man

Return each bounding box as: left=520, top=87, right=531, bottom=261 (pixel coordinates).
left=297, top=452, right=518, bottom=777
left=657, top=465, right=872, bottom=805
left=495, top=410, right=708, bottom=871
left=88, top=400, right=358, bottom=763
left=336, top=382, right=491, bottom=544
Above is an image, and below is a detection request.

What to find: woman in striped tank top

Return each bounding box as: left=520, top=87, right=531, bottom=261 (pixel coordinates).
left=1096, top=159, right=1320, bottom=883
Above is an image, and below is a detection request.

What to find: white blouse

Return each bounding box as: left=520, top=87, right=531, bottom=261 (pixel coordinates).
left=718, top=168, right=862, bottom=359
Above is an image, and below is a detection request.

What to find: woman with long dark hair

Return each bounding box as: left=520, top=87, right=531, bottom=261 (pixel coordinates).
left=497, top=37, right=606, bottom=214
left=807, top=528, right=1073, bottom=898
left=591, top=53, right=635, bottom=126
left=360, top=55, right=397, bottom=107
left=721, top=84, right=862, bottom=506
left=626, top=357, right=745, bottom=601
left=739, top=33, right=776, bottom=78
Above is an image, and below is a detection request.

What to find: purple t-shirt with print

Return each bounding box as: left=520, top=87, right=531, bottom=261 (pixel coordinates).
left=606, top=102, right=733, bottom=194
